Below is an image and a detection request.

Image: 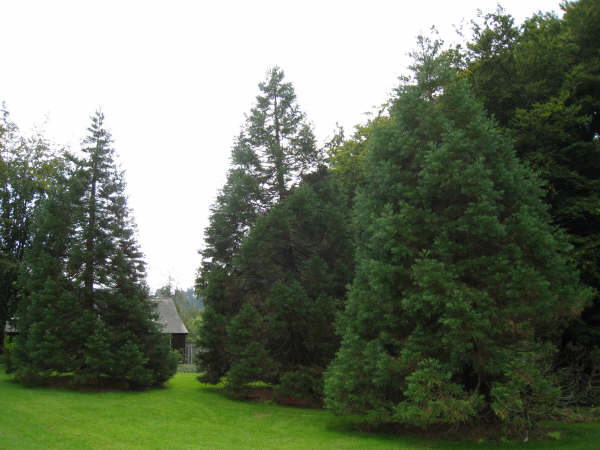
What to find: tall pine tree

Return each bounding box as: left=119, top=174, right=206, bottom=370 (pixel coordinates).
left=324, top=38, right=591, bottom=430
left=461, top=0, right=600, bottom=404
left=196, top=67, right=322, bottom=383
left=15, top=111, right=177, bottom=387
left=224, top=168, right=353, bottom=398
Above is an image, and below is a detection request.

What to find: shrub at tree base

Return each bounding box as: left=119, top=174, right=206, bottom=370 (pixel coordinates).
left=324, top=38, right=593, bottom=432
left=490, top=348, right=560, bottom=431
left=394, top=359, right=484, bottom=427
left=225, top=303, right=277, bottom=395
left=274, top=367, right=324, bottom=405
left=1, top=340, right=15, bottom=374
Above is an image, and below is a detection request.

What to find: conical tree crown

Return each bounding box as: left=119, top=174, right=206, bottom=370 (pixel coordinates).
left=67, top=112, right=145, bottom=297
left=246, top=66, right=320, bottom=203
left=15, top=111, right=176, bottom=387
left=325, top=38, right=591, bottom=427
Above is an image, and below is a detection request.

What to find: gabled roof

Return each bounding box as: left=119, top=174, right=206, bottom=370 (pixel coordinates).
left=4, top=300, right=189, bottom=335
left=153, top=297, right=188, bottom=334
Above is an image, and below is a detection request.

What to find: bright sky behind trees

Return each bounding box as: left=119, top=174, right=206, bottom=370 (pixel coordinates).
left=0, top=0, right=560, bottom=290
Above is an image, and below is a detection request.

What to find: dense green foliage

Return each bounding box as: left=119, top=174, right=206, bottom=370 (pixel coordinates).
left=324, top=38, right=592, bottom=430
left=13, top=112, right=177, bottom=387
left=327, top=117, right=390, bottom=202
left=195, top=68, right=346, bottom=394
left=223, top=169, right=352, bottom=393
left=196, top=68, right=305, bottom=383
left=460, top=0, right=600, bottom=404
left=0, top=106, right=61, bottom=353
left=193, top=3, right=598, bottom=427
left=2, top=0, right=598, bottom=438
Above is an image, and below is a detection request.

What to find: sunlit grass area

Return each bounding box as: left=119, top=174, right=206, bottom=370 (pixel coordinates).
left=1, top=367, right=599, bottom=449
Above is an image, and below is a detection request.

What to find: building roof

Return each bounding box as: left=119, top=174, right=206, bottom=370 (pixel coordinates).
left=4, top=299, right=189, bottom=335
left=153, top=297, right=188, bottom=334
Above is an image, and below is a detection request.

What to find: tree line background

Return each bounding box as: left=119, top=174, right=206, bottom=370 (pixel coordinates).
left=194, top=0, right=599, bottom=433
left=1, top=0, right=598, bottom=435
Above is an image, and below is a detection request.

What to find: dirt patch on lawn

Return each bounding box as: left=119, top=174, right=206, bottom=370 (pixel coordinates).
left=240, top=387, right=322, bottom=409
left=274, top=395, right=323, bottom=409
left=241, top=387, right=274, bottom=402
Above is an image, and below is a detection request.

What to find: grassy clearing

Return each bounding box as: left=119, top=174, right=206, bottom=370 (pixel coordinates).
left=1, top=367, right=599, bottom=449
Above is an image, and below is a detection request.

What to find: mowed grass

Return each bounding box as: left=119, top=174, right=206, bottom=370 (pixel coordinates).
left=1, top=367, right=600, bottom=449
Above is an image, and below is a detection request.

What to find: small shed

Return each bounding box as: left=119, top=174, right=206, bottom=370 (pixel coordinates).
left=4, top=322, right=18, bottom=342
left=153, top=297, right=188, bottom=353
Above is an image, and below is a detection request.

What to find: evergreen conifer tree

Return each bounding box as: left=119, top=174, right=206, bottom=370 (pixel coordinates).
left=196, top=67, right=321, bottom=382
left=0, top=106, right=60, bottom=354
left=246, top=66, right=320, bottom=203
left=461, top=1, right=600, bottom=404
left=15, top=111, right=177, bottom=387
left=223, top=169, right=353, bottom=396
left=324, top=38, right=592, bottom=429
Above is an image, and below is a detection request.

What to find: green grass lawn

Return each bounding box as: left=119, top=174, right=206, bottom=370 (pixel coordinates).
left=1, top=367, right=599, bottom=449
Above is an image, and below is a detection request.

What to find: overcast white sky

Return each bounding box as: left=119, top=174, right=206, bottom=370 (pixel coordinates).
left=1, top=0, right=561, bottom=291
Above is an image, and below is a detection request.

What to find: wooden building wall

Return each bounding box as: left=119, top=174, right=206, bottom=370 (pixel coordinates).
left=171, top=333, right=186, bottom=353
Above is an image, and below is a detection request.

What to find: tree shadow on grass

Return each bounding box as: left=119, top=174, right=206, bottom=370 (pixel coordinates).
left=5, top=372, right=169, bottom=394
